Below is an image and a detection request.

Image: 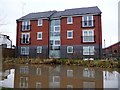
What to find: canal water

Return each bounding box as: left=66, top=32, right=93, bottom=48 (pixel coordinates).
left=0, top=64, right=120, bottom=89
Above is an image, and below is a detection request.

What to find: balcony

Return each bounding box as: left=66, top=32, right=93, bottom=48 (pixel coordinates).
left=81, top=36, right=96, bottom=43
left=20, top=38, right=31, bottom=44
left=21, top=25, right=31, bottom=31
left=81, top=20, right=95, bottom=28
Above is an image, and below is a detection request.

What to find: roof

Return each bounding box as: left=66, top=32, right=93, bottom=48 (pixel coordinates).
left=17, top=11, right=56, bottom=21
left=51, top=6, right=101, bottom=18
left=17, top=6, right=101, bottom=21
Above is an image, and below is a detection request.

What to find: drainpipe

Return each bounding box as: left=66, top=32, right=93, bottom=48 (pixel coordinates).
left=98, top=13, right=102, bottom=59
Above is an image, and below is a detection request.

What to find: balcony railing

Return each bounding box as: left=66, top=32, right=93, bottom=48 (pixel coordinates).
left=81, top=20, right=95, bottom=28
left=81, top=36, right=95, bottom=43
left=21, top=25, right=31, bottom=31
left=20, top=38, right=31, bottom=44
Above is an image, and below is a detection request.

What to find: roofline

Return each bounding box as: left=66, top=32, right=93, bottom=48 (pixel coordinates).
left=104, top=41, right=120, bottom=49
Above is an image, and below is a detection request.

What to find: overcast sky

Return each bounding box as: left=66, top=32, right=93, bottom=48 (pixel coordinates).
left=0, top=0, right=119, bottom=47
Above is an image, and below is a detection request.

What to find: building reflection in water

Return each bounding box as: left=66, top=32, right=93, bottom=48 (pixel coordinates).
left=14, top=65, right=105, bottom=88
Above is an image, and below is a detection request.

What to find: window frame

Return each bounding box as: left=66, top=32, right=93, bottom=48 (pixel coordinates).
left=38, top=19, right=43, bottom=26
left=67, top=30, right=73, bottom=39
left=83, top=46, right=95, bottom=55
left=21, top=33, right=30, bottom=44
left=82, top=15, right=93, bottom=27
left=21, top=47, right=29, bottom=55
left=22, top=20, right=30, bottom=31
left=67, top=70, right=73, bottom=77
left=37, top=32, right=42, bottom=40
left=67, top=16, right=73, bottom=24
left=82, top=30, right=94, bottom=42
left=37, top=46, right=42, bottom=53
left=67, top=46, right=73, bottom=53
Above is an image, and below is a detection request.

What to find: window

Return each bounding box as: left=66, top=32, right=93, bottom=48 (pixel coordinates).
left=38, top=19, right=43, bottom=26
left=36, top=82, right=41, bottom=88
left=36, top=68, right=41, bottom=75
left=21, top=33, right=30, bottom=44
left=37, top=32, right=42, bottom=40
left=21, top=47, right=29, bottom=55
left=22, top=21, right=30, bottom=31
left=83, top=68, right=95, bottom=78
left=53, top=76, right=60, bottom=83
left=67, top=46, right=73, bottom=53
left=54, top=26, right=60, bottom=32
left=82, top=15, right=93, bottom=27
left=37, top=46, right=42, bottom=53
left=55, top=40, right=60, bottom=46
left=83, top=46, right=94, bottom=55
left=82, top=30, right=94, bottom=42
left=83, top=82, right=95, bottom=88
left=67, top=16, right=73, bottom=24
left=67, top=70, right=73, bottom=77
left=19, top=77, right=28, bottom=88
left=67, top=30, right=73, bottom=39
left=67, top=85, right=73, bottom=88
left=20, top=66, right=29, bottom=74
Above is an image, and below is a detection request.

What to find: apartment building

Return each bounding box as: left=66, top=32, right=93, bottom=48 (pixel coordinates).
left=16, top=6, right=102, bottom=59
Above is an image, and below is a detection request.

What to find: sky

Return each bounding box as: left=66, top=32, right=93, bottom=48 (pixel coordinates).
left=0, top=0, right=119, bottom=48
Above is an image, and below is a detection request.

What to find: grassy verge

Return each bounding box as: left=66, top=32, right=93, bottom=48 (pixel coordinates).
left=2, top=58, right=120, bottom=68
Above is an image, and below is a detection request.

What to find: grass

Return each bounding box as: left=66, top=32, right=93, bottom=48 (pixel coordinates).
left=2, top=58, right=120, bottom=68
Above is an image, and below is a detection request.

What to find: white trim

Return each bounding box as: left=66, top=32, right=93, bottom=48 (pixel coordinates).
left=53, top=76, right=60, bottom=83
left=67, top=30, right=73, bottom=39
left=21, top=47, right=29, bottom=55
left=67, top=70, right=73, bottom=77
left=37, top=32, right=42, bottom=40
left=37, top=46, right=42, bottom=53
left=67, top=85, right=73, bottom=88
left=83, top=46, right=95, bottom=55
left=67, top=16, right=73, bottom=24
left=82, top=30, right=94, bottom=42
left=38, top=19, right=43, bottom=26
left=67, top=46, right=73, bottom=53
left=36, top=82, right=41, bottom=88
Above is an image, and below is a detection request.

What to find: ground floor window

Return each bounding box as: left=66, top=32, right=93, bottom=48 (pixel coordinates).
left=37, top=46, right=42, bottom=53
left=83, top=46, right=94, bottom=55
left=67, top=46, right=73, bottom=53
left=21, top=47, right=29, bottom=55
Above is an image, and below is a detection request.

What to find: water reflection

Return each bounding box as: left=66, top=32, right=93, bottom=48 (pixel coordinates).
left=1, top=64, right=120, bottom=89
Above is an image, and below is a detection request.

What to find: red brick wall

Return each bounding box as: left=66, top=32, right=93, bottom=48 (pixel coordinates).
left=16, top=19, right=49, bottom=46
left=61, top=15, right=102, bottom=45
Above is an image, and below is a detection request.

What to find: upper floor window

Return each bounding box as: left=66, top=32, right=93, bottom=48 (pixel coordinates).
left=67, top=70, right=73, bottom=77
left=21, top=33, right=30, bottom=44
left=53, top=76, right=60, bottom=83
left=21, top=47, right=29, bottom=55
left=37, top=32, right=42, bottom=40
left=19, top=77, right=28, bottom=88
left=67, top=30, right=73, bottom=39
left=83, top=46, right=94, bottom=55
left=67, top=46, right=73, bottom=53
left=82, top=30, right=94, bottom=42
left=82, top=15, right=93, bottom=27
left=22, top=21, right=30, bottom=31
left=20, top=66, right=29, bottom=74
left=67, top=16, right=73, bottom=24
left=37, top=46, right=42, bottom=53
left=38, top=19, right=43, bottom=26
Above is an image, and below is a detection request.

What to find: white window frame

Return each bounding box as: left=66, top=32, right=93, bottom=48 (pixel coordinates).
left=67, top=70, right=73, bottom=77
left=36, top=82, right=41, bottom=88
left=82, top=15, right=93, bottom=27
left=83, top=46, right=95, bottom=55
left=38, top=19, right=43, bottom=26
left=37, top=32, right=42, bottom=40
left=19, top=77, right=28, bottom=88
left=37, top=46, right=42, bottom=53
left=54, top=26, right=60, bottom=32
left=67, top=46, right=73, bottom=53
left=21, top=33, right=30, bottom=44
left=67, top=30, right=73, bottom=39
left=82, top=30, right=94, bottom=42
left=21, top=47, right=29, bottom=55
left=53, top=76, right=60, bottom=83
left=20, top=66, right=29, bottom=74
left=67, top=85, right=73, bottom=88
left=36, top=68, right=41, bottom=75
left=22, top=20, right=30, bottom=30
left=67, top=16, right=73, bottom=24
